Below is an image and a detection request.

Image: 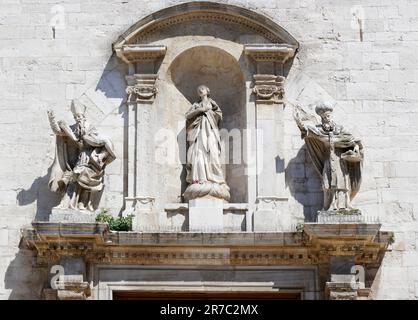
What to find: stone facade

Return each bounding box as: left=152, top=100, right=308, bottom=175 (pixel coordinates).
left=0, top=0, right=417, bottom=299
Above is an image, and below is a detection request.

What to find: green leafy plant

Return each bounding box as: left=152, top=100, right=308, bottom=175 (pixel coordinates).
left=296, top=222, right=305, bottom=232
left=388, top=233, right=395, bottom=245
left=95, top=209, right=134, bottom=231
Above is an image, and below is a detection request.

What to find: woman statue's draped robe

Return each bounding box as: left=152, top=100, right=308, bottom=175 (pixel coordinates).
left=183, top=98, right=230, bottom=202
left=294, top=106, right=363, bottom=211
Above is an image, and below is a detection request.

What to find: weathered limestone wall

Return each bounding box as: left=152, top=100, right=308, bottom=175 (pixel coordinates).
left=0, top=0, right=417, bottom=299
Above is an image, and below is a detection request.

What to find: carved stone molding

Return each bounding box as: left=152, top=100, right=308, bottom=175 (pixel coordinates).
left=44, top=275, right=91, bottom=300
left=115, top=45, right=166, bottom=64
left=244, top=44, right=297, bottom=64
left=256, top=196, right=288, bottom=210
left=113, top=3, right=299, bottom=50
left=125, top=196, right=156, bottom=211
left=252, top=74, right=285, bottom=103
left=126, top=74, right=158, bottom=103
left=325, top=276, right=370, bottom=300
left=129, top=196, right=156, bottom=205
left=22, top=222, right=391, bottom=268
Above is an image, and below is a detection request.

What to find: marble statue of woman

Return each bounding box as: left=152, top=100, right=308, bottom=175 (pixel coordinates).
left=47, top=101, right=116, bottom=211
left=293, top=101, right=363, bottom=212
left=183, top=85, right=230, bottom=202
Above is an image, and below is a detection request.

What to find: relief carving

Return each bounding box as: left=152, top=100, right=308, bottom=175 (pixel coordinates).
left=252, top=74, right=285, bottom=103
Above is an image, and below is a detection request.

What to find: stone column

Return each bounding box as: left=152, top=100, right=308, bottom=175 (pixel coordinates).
left=325, top=256, right=370, bottom=300
left=244, top=44, right=296, bottom=231
left=125, top=73, right=158, bottom=196
left=43, top=256, right=91, bottom=300
left=43, top=276, right=91, bottom=300
left=115, top=45, right=166, bottom=230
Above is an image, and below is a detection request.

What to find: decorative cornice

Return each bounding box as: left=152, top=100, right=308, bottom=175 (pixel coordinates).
left=252, top=74, right=285, bottom=103
left=116, top=45, right=166, bottom=64
left=244, top=44, right=297, bottom=63
left=22, top=222, right=391, bottom=268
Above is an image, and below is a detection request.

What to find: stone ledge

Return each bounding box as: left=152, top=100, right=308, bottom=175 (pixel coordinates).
left=304, top=223, right=381, bottom=242
left=22, top=222, right=392, bottom=268
left=24, top=222, right=389, bottom=246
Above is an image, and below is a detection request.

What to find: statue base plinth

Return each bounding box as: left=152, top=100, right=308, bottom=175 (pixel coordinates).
left=317, top=209, right=363, bottom=223
left=188, top=198, right=223, bottom=232
left=49, top=208, right=97, bottom=223
left=183, top=182, right=230, bottom=202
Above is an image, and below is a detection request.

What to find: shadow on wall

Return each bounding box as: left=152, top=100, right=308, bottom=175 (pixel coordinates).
left=177, top=126, right=188, bottom=200
left=16, top=54, right=128, bottom=219
left=285, top=146, right=323, bottom=222
left=16, top=167, right=61, bottom=222
left=7, top=54, right=127, bottom=300
left=96, top=55, right=129, bottom=214
left=4, top=243, right=48, bottom=300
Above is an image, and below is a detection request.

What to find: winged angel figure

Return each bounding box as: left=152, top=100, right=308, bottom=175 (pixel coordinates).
left=293, top=101, right=363, bottom=212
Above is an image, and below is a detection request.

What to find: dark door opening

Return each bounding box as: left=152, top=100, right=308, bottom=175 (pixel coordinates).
left=113, top=290, right=301, bottom=300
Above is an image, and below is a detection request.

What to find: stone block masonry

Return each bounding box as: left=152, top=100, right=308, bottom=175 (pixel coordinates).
left=0, top=0, right=418, bottom=299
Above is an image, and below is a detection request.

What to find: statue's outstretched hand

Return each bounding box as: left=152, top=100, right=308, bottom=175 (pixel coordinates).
left=47, top=109, right=55, bottom=119
left=47, top=109, right=63, bottom=135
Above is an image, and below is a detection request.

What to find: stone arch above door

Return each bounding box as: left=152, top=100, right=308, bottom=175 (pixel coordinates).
left=114, top=1, right=300, bottom=232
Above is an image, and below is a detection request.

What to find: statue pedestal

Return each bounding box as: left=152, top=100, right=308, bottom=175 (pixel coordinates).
left=188, top=198, right=223, bottom=232
left=317, top=209, right=363, bottom=223
left=49, top=208, right=96, bottom=223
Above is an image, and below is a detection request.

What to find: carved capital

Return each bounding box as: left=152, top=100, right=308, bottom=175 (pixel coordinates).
left=125, top=196, right=156, bottom=211
left=325, top=277, right=368, bottom=300
left=57, top=275, right=91, bottom=300
left=256, top=196, right=288, bottom=210
left=43, top=275, right=91, bottom=300
left=126, top=74, right=158, bottom=103
left=252, top=75, right=285, bottom=103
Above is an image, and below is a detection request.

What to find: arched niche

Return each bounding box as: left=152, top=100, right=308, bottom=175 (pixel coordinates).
left=168, top=45, right=247, bottom=203
left=115, top=2, right=299, bottom=230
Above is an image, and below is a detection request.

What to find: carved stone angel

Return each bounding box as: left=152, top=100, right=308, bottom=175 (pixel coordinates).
left=293, top=101, right=363, bottom=212
left=183, top=85, right=230, bottom=202
left=47, top=101, right=116, bottom=211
